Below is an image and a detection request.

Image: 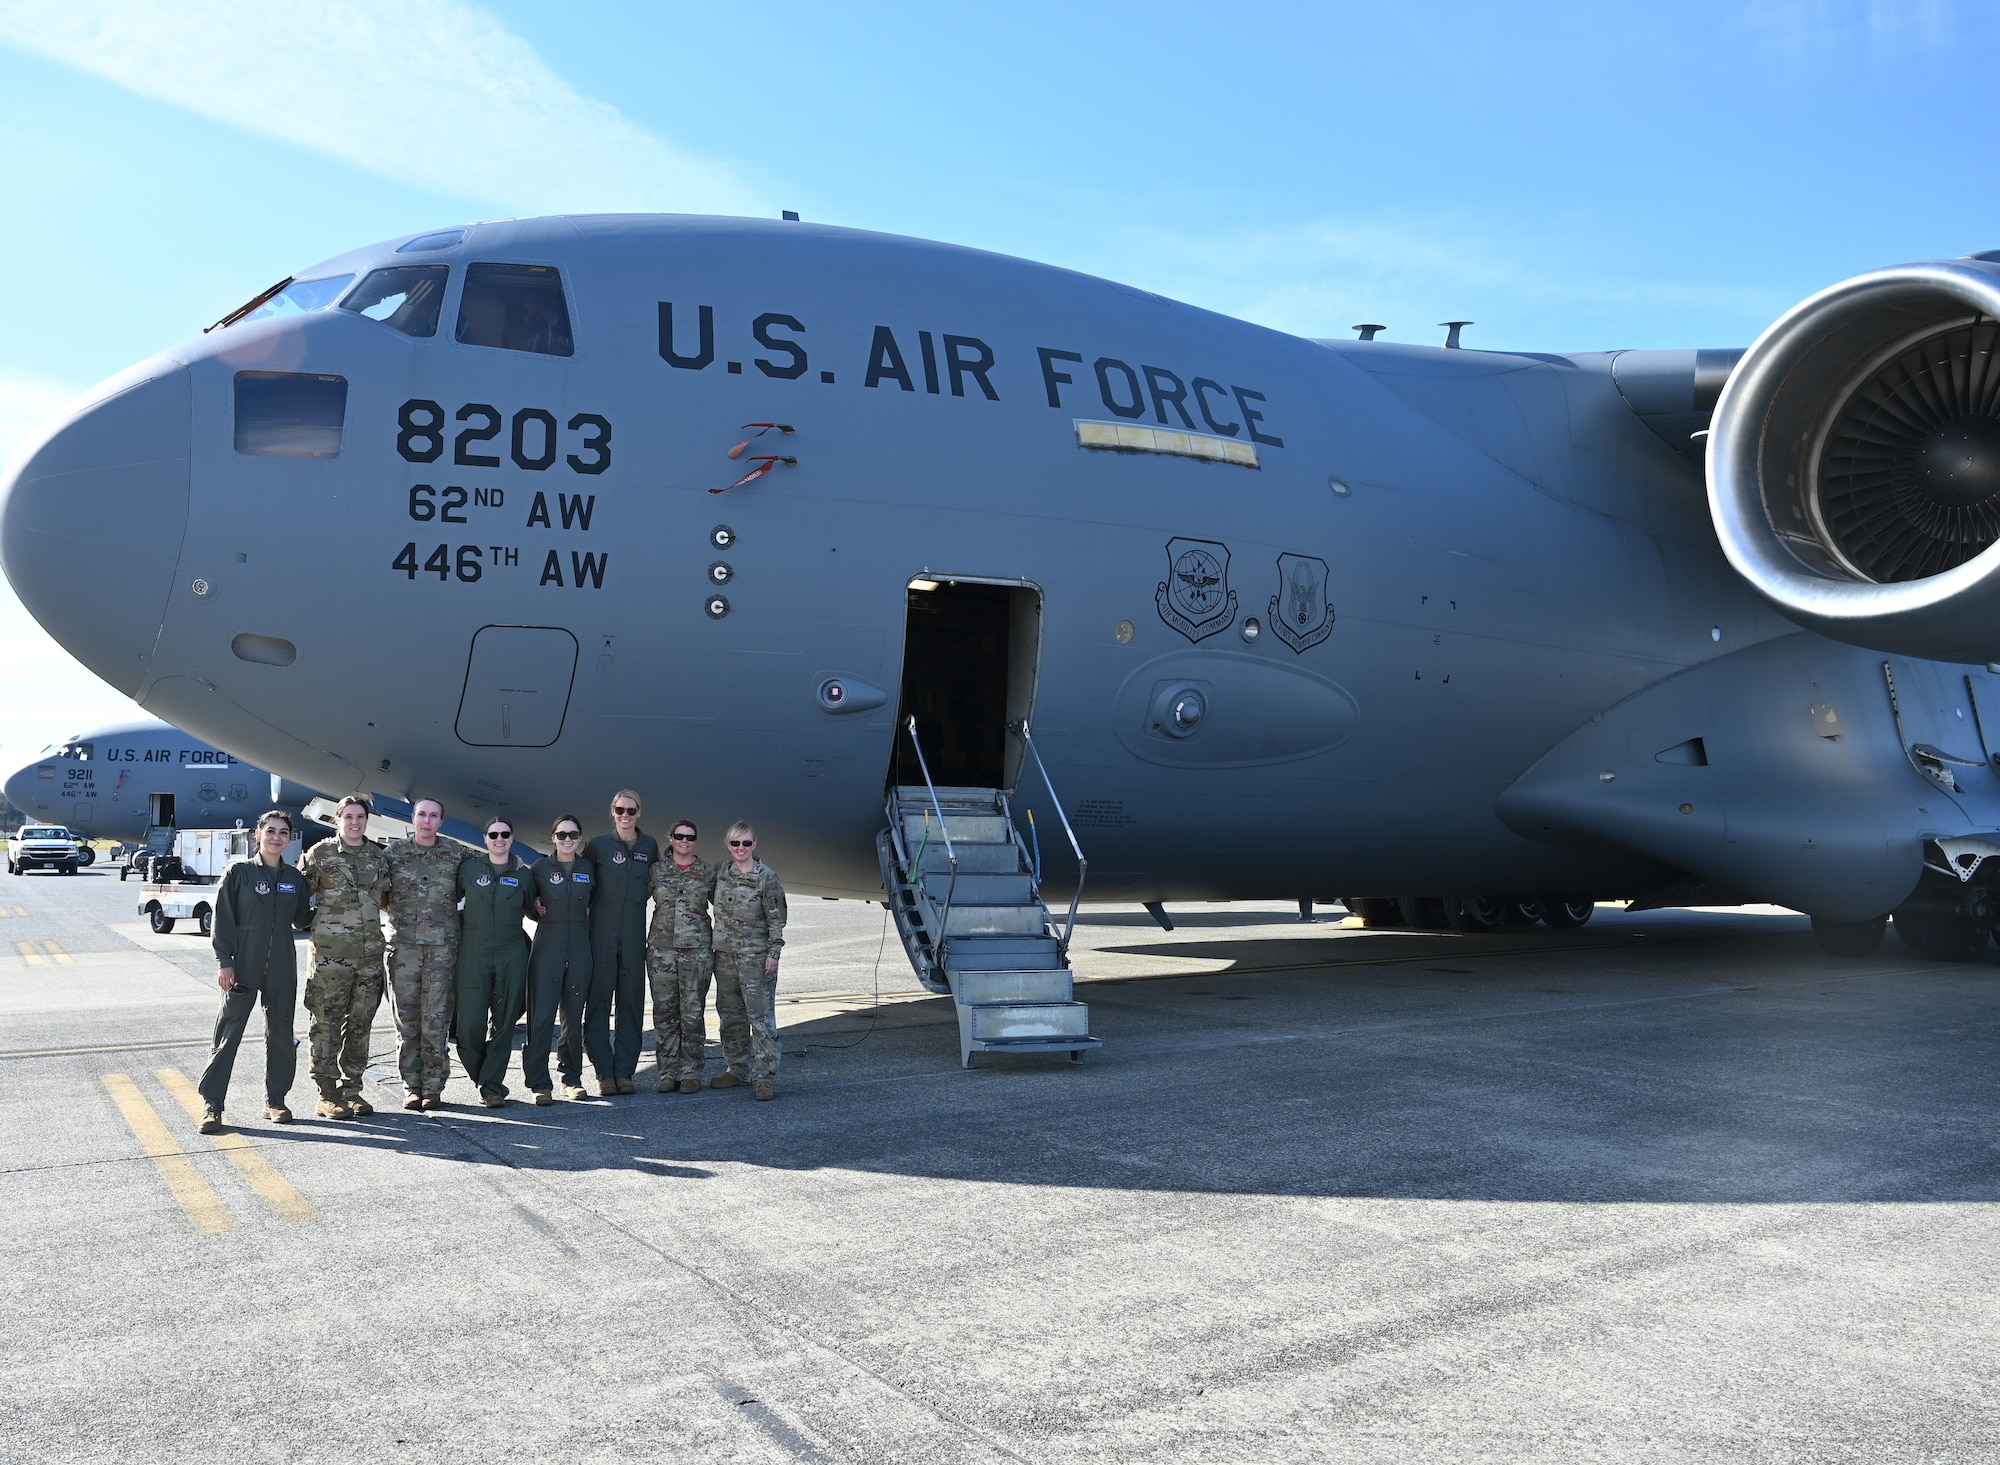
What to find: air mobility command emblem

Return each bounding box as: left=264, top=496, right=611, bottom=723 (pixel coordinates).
left=1270, top=553, right=1333, bottom=653
left=1156, top=537, right=1237, bottom=643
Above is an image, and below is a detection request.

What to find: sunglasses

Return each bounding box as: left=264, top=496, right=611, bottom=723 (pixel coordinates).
left=486, top=829, right=512, bottom=840
left=554, top=830, right=581, bottom=841
left=612, top=805, right=638, bottom=816
left=728, top=839, right=754, bottom=848
left=671, top=832, right=696, bottom=841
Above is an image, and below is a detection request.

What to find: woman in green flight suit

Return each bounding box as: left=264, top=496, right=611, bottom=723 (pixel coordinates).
left=454, top=816, right=535, bottom=1108
left=197, top=809, right=314, bottom=1132
left=524, top=814, right=597, bottom=1104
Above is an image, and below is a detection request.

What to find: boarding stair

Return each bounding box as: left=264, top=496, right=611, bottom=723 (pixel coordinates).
left=877, top=719, right=1099, bottom=1067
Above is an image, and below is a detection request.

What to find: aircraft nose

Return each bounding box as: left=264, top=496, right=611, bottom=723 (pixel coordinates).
left=0, top=365, right=191, bottom=696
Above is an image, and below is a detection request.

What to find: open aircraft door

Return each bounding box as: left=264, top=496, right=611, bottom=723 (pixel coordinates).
left=891, top=576, right=1042, bottom=792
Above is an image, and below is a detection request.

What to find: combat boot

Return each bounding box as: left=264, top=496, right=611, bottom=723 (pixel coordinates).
left=316, top=1094, right=352, bottom=1120
left=264, top=1103, right=294, bottom=1123
left=655, top=1069, right=676, bottom=1092
left=562, top=1083, right=589, bottom=1101
left=421, top=1096, right=443, bottom=1110
left=345, top=1093, right=374, bottom=1116
left=199, top=1110, right=224, bottom=1134
left=480, top=1089, right=507, bottom=1109
left=597, top=1077, right=619, bottom=1097
left=678, top=1078, right=700, bottom=1094
left=616, top=1078, right=637, bottom=1095
left=754, top=1081, right=775, bottom=1102
left=403, top=1093, right=424, bottom=1111
left=532, top=1089, right=553, bottom=1106
left=710, top=1072, right=741, bottom=1089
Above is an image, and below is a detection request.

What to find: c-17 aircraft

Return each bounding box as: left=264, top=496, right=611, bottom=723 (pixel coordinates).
left=2, top=717, right=317, bottom=840
left=8, top=214, right=2000, bottom=1057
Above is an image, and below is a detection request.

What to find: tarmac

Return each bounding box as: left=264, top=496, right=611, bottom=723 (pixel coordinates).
left=4, top=861, right=1997, bottom=1462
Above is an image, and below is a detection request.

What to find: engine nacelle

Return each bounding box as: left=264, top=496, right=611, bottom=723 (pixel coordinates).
left=1708, top=258, right=2000, bottom=665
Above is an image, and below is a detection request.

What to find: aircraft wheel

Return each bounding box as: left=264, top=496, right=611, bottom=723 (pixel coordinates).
left=1448, top=896, right=1509, bottom=932
left=1893, top=909, right=1989, bottom=962
left=1536, top=896, right=1595, bottom=929
left=1501, top=900, right=1542, bottom=926
left=1396, top=896, right=1450, bottom=929
left=75, top=845, right=95, bottom=866
left=149, top=907, right=175, bottom=935
left=1811, top=915, right=1887, bottom=957
left=1347, top=897, right=1400, bottom=927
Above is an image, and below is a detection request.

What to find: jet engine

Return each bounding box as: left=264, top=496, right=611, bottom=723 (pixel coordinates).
left=1708, top=257, right=2000, bottom=665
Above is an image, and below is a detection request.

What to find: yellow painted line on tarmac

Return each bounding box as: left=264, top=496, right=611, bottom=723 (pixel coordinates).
left=155, top=1068, right=320, bottom=1224
left=101, top=1073, right=237, bottom=1235
left=12, top=906, right=25, bottom=917
left=16, top=940, right=43, bottom=966
left=41, top=939, right=72, bottom=964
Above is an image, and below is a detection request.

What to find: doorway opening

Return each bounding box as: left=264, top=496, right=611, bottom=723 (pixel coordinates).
left=892, top=578, right=1041, bottom=792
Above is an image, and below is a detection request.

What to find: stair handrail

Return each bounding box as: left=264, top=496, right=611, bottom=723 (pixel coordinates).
left=902, top=716, right=959, bottom=964
left=1011, top=719, right=1087, bottom=954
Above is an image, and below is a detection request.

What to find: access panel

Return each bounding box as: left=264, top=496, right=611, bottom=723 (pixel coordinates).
left=454, top=625, right=579, bottom=747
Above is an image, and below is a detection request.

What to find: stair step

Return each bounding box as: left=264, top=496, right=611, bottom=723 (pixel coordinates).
left=918, top=872, right=1032, bottom=904
left=915, top=843, right=1023, bottom=875
left=964, top=1000, right=1092, bottom=1042
left=902, top=811, right=1012, bottom=845
left=951, top=968, right=1074, bottom=1004
left=945, top=935, right=1063, bottom=970
left=895, top=785, right=999, bottom=807
left=941, top=904, right=1047, bottom=936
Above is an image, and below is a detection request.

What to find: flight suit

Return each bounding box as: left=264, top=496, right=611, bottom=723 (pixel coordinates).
left=711, top=860, right=787, bottom=1084
left=382, top=837, right=463, bottom=1101
left=197, top=856, right=313, bottom=1114
left=524, top=854, right=597, bottom=1093
left=646, top=854, right=718, bottom=1085
left=454, top=852, right=533, bottom=1098
left=297, top=835, right=388, bottom=1105
left=585, top=829, right=659, bottom=1084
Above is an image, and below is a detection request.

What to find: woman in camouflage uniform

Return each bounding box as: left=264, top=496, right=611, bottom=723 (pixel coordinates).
left=711, top=821, right=787, bottom=1101
left=647, top=818, right=718, bottom=1093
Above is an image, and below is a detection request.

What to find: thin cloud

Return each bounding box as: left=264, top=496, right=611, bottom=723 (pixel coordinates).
left=0, top=0, right=765, bottom=216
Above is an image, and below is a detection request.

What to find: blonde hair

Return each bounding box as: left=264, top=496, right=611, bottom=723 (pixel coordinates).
left=610, top=788, right=642, bottom=813
left=724, top=821, right=755, bottom=844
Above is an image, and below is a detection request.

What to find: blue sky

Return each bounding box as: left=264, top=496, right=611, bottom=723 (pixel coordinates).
left=1, top=0, right=1997, bottom=766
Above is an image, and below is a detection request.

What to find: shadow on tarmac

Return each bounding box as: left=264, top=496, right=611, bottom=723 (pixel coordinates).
left=245, top=916, right=2000, bottom=1209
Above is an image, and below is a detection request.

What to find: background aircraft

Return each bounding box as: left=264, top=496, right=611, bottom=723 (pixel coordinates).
left=3, top=717, right=315, bottom=841
left=7, top=214, right=2000, bottom=1008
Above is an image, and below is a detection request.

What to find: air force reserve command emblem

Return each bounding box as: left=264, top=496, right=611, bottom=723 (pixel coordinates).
left=1270, top=553, right=1333, bottom=653
left=1156, top=537, right=1238, bottom=643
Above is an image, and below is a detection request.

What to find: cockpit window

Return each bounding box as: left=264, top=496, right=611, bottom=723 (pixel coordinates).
left=234, top=372, right=349, bottom=458
left=210, top=275, right=356, bottom=332
left=398, top=229, right=464, bottom=252
left=455, top=263, right=574, bottom=357
left=57, top=742, right=92, bottom=760
left=341, top=265, right=448, bottom=337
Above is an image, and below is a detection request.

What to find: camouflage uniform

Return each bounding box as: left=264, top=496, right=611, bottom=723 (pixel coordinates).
left=646, top=854, right=718, bottom=1084
left=382, top=836, right=463, bottom=1100
left=298, top=835, right=388, bottom=1104
left=711, top=859, right=787, bottom=1083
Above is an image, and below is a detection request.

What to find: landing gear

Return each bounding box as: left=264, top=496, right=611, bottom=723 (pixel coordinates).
left=1396, top=896, right=1450, bottom=929
left=1893, top=909, right=1989, bottom=962
left=1811, top=915, right=1888, bottom=957
left=1447, top=896, right=1510, bottom=932
left=1536, top=896, right=1595, bottom=929
left=1345, top=898, right=1401, bottom=927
